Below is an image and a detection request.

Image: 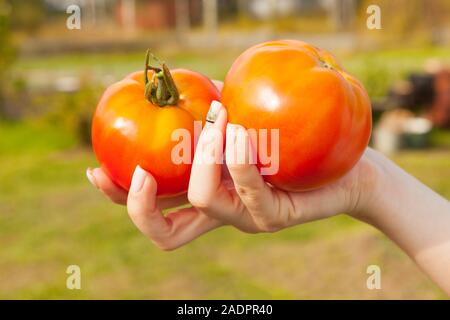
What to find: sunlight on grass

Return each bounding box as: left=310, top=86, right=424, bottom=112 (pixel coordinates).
left=2, top=46, right=450, bottom=299
left=0, top=121, right=448, bottom=298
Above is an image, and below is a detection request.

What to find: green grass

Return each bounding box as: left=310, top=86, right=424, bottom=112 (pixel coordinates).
left=342, top=46, right=450, bottom=97
left=16, top=49, right=238, bottom=84
left=18, top=45, right=450, bottom=77
left=16, top=45, right=450, bottom=100
left=2, top=46, right=450, bottom=299
left=0, top=122, right=448, bottom=299
left=0, top=120, right=76, bottom=154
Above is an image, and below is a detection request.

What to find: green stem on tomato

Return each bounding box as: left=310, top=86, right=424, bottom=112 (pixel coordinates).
left=144, top=50, right=180, bottom=107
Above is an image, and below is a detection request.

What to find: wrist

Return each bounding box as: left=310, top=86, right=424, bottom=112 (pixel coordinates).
left=349, top=148, right=390, bottom=226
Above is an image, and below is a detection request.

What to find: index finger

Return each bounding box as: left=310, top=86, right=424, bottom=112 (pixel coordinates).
left=87, top=167, right=128, bottom=205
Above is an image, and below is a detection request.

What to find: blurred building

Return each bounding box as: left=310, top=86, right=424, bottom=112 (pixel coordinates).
left=115, top=0, right=202, bottom=30
left=78, top=0, right=357, bottom=31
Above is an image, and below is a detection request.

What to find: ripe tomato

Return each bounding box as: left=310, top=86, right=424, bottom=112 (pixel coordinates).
left=222, top=40, right=372, bottom=191
left=92, top=52, right=220, bottom=196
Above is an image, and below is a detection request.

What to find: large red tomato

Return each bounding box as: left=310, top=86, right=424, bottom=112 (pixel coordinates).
left=92, top=52, right=220, bottom=196
left=222, top=40, right=372, bottom=191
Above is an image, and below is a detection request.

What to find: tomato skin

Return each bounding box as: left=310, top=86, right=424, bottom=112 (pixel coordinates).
left=92, top=69, right=220, bottom=196
left=222, top=40, right=372, bottom=191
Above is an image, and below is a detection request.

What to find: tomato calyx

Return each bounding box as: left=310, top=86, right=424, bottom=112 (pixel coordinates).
left=144, top=50, right=180, bottom=107
left=322, top=61, right=334, bottom=70
left=318, top=55, right=339, bottom=72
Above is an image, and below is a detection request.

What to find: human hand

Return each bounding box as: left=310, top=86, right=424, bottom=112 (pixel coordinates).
left=85, top=79, right=224, bottom=209
left=186, top=102, right=383, bottom=234
left=85, top=80, right=226, bottom=249
left=86, top=165, right=223, bottom=250
left=87, top=98, right=385, bottom=250
left=87, top=94, right=450, bottom=294
left=185, top=102, right=450, bottom=298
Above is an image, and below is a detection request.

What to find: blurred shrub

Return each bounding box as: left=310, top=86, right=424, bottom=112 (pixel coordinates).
left=272, top=15, right=331, bottom=34
left=7, top=0, right=45, bottom=34
left=0, top=0, right=17, bottom=118
left=37, top=80, right=102, bottom=147
left=357, top=0, right=450, bottom=47
left=353, top=58, right=390, bottom=99
left=2, top=76, right=30, bottom=120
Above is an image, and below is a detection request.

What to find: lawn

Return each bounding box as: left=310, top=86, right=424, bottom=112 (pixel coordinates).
left=0, top=121, right=448, bottom=299
left=17, top=45, right=450, bottom=97
left=1, top=45, right=450, bottom=299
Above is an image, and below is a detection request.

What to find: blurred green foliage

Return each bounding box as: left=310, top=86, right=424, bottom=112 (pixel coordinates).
left=0, top=120, right=448, bottom=298
left=358, top=0, right=450, bottom=47
left=353, top=58, right=390, bottom=99
left=7, top=0, right=45, bottom=33
left=0, top=0, right=449, bottom=300
left=1, top=38, right=450, bottom=299
left=39, top=83, right=101, bottom=147
left=13, top=49, right=238, bottom=146
left=15, top=46, right=450, bottom=138
left=0, top=0, right=16, bottom=117
left=343, top=46, right=450, bottom=99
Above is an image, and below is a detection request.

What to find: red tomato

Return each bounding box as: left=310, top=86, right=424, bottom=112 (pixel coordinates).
left=222, top=40, right=372, bottom=191
left=92, top=52, right=220, bottom=196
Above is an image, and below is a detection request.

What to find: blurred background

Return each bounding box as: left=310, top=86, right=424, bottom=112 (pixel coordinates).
left=0, top=0, right=449, bottom=299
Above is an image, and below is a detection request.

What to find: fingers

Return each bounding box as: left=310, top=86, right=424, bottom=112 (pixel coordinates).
left=225, top=124, right=281, bottom=231
left=223, top=124, right=343, bottom=231
left=127, top=166, right=223, bottom=250
left=188, top=101, right=227, bottom=210
left=86, top=167, right=128, bottom=205
left=188, top=102, right=259, bottom=232
left=87, top=167, right=189, bottom=209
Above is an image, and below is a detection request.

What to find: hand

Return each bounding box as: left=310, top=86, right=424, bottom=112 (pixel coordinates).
left=85, top=81, right=227, bottom=250
left=85, top=79, right=224, bottom=209
left=85, top=167, right=223, bottom=250
left=186, top=102, right=382, bottom=233
left=87, top=100, right=383, bottom=250
left=192, top=105, right=450, bottom=294
left=87, top=96, right=450, bottom=294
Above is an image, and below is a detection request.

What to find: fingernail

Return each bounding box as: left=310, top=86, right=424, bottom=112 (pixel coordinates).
left=86, top=168, right=99, bottom=189
left=130, top=166, right=147, bottom=193
left=206, top=100, right=222, bottom=124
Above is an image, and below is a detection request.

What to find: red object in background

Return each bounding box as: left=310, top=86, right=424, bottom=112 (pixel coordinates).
left=222, top=40, right=372, bottom=192
left=91, top=59, right=220, bottom=196
left=115, top=0, right=174, bottom=29
left=430, top=70, right=450, bottom=128
left=114, top=0, right=202, bottom=30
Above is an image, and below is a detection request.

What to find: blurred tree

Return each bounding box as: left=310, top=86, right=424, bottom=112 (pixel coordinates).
left=42, top=80, right=101, bottom=147
left=8, top=0, right=45, bottom=34
left=358, top=0, right=450, bottom=46
left=0, top=0, right=17, bottom=118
